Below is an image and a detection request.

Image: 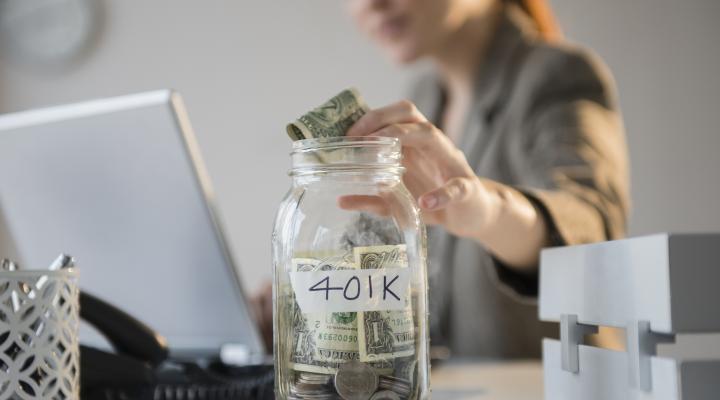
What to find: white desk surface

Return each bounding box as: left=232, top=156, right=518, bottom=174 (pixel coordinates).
left=431, top=360, right=543, bottom=400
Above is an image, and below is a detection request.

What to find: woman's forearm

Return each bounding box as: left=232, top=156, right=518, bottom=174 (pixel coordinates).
left=470, top=180, right=549, bottom=272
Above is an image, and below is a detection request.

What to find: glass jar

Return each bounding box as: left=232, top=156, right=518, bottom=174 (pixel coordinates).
left=272, top=136, right=430, bottom=400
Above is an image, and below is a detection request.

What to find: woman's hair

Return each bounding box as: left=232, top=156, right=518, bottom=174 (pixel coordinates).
left=504, top=0, right=562, bottom=41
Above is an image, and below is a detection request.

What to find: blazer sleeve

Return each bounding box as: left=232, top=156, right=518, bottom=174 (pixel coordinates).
left=489, top=47, right=630, bottom=299
left=517, top=47, right=630, bottom=247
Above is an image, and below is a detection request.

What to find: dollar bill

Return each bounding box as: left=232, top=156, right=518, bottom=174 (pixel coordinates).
left=289, top=254, right=393, bottom=374
left=287, top=88, right=369, bottom=140
left=355, top=245, right=415, bottom=362
left=354, top=244, right=407, bottom=270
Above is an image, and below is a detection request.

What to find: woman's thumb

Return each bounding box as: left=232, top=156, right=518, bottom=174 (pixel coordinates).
left=418, top=177, right=473, bottom=210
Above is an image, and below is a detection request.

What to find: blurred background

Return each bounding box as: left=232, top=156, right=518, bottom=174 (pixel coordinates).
left=0, top=0, right=718, bottom=297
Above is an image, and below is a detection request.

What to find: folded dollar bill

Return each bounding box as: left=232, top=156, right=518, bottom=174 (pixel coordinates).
left=287, top=88, right=369, bottom=140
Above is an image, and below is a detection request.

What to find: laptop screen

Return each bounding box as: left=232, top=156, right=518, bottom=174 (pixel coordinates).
left=0, top=91, right=264, bottom=359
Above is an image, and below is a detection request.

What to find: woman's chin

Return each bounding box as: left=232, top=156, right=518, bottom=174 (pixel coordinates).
left=386, top=47, right=424, bottom=65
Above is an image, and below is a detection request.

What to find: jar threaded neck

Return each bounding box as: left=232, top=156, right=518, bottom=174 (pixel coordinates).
left=290, top=136, right=402, bottom=176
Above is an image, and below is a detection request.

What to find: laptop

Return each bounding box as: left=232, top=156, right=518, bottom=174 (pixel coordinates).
left=0, top=90, right=265, bottom=362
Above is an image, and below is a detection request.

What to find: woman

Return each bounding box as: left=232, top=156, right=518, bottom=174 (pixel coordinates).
left=254, top=0, right=629, bottom=358
left=343, top=0, right=629, bottom=358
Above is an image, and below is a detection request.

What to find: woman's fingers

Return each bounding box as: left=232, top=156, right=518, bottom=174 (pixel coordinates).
left=347, top=99, right=471, bottom=177
left=373, top=121, right=442, bottom=152
left=346, top=100, right=426, bottom=137
left=373, top=122, right=474, bottom=178
left=418, top=177, right=476, bottom=211
left=338, top=195, right=392, bottom=216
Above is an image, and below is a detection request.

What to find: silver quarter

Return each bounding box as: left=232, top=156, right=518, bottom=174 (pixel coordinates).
left=334, top=361, right=379, bottom=400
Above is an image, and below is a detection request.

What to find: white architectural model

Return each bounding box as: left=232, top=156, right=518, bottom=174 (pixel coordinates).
left=540, top=233, right=720, bottom=399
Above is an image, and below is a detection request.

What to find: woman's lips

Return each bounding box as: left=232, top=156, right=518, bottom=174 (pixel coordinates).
left=376, top=15, right=408, bottom=40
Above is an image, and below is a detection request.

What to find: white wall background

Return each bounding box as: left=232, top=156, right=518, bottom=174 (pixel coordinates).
left=1, top=0, right=719, bottom=298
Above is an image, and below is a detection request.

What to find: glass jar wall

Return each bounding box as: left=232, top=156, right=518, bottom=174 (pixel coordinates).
left=272, top=137, right=430, bottom=400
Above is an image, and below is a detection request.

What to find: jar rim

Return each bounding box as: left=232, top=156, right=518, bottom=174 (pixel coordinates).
left=292, top=136, right=399, bottom=152
left=289, top=136, right=403, bottom=177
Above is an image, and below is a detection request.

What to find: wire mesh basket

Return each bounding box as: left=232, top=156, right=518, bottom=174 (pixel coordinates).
left=0, top=268, right=80, bottom=399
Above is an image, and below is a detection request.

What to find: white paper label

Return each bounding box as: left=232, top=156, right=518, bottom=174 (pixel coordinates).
left=290, top=268, right=411, bottom=313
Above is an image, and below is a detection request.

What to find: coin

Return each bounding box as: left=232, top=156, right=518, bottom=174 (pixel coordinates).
left=378, top=375, right=411, bottom=396
left=298, top=372, right=333, bottom=386
left=334, top=361, right=379, bottom=400
left=292, top=371, right=338, bottom=399
left=369, top=390, right=402, bottom=400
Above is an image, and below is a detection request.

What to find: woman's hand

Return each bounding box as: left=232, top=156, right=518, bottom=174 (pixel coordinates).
left=344, top=100, right=500, bottom=240
left=343, top=100, right=547, bottom=270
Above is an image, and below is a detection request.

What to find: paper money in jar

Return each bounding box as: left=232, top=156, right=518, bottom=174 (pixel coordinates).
left=287, top=88, right=369, bottom=140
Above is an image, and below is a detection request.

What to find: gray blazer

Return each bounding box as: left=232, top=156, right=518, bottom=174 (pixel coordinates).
left=413, top=6, right=630, bottom=358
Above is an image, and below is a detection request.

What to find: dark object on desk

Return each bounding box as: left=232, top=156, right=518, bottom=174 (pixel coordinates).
left=81, top=291, right=169, bottom=367
left=80, top=291, right=274, bottom=400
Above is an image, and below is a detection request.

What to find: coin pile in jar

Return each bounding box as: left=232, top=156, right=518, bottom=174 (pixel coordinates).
left=288, top=361, right=413, bottom=400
